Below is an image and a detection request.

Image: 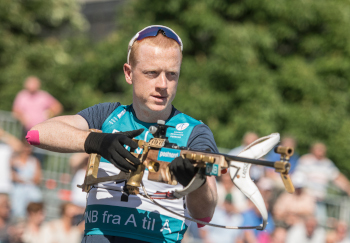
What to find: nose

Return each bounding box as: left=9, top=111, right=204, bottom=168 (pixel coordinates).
left=155, top=72, right=168, bottom=89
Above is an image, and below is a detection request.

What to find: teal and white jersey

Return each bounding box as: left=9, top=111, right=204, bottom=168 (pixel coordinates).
left=79, top=104, right=218, bottom=243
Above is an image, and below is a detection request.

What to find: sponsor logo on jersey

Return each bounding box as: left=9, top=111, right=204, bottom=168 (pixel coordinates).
left=176, top=123, right=189, bottom=131
left=108, top=109, right=126, bottom=125
left=157, top=148, right=181, bottom=162
left=117, top=109, right=126, bottom=119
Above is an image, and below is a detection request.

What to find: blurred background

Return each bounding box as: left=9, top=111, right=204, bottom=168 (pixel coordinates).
left=1, top=0, right=350, bottom=242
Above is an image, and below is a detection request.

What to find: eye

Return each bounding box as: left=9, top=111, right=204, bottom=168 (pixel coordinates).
left=168, top=72, right=178, bottom=78
left=144, top=71, right=158, bottom=77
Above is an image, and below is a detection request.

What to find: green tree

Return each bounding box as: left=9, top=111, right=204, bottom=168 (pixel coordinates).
left=2, top=0, right=350, bottom=176
left=0, top=0, right=87, bottom=110
left=84, top=0, right=350, bottom=175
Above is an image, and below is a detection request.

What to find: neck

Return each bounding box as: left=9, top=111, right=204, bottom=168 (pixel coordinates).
left=28, top=221, right=40, bottom=232
left=132, top=103, right=172, bottom=123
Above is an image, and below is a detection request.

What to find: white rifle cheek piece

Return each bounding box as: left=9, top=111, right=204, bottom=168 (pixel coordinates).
left=230, top=133, right=280, bottom=230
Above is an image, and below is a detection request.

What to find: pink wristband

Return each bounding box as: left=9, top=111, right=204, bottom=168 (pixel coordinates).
left=196, top=217, right=211, bottom=228
left=26, top=130, right=40, bottom=145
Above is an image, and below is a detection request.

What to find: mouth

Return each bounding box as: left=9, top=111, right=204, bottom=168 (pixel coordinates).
left=151, top=95, right=168, bottom=102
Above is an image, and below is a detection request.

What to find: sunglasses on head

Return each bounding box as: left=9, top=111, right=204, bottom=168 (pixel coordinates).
left=127, top=25, right=183, bottom=64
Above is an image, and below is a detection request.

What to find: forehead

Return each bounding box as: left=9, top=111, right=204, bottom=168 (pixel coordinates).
left=135, top=43, right=182, bottom=69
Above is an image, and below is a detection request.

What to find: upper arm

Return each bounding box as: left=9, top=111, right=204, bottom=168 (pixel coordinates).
left=187, top=124, right=218, bottom=153
left=77, top=102, right=121, bottom=129
left=12, top=92, right=22, bottom=112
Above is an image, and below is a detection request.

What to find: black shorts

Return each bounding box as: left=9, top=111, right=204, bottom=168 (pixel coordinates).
left=81, top=235, right=149, bottom=243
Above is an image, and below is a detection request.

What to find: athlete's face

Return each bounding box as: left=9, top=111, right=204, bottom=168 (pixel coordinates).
left=124, top=43, right=181, bottom=115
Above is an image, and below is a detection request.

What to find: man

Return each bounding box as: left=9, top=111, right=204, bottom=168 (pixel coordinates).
left=265, top=136, right=299, bottom=174
left=41, top=202, right=82, bottom=243
left=273, top=172, right=316, bottom=227
left=295, top=142, right=350, bottom=223
left=285, top=215, right=325, bottom=243
left=0, top=128, right=23, bottom=194
left=27, top=25, right=218, bottom=243
left=228, top=132, right=258, bottom=156
left=0, top=194, right=11, bottom=241
left=229, top=132, right=263, bottom=181
left=295, top=142, right=350, bottom=200
left=22, top=202, right=46, bottom=243
left=12, top=76, right=63, bottom=132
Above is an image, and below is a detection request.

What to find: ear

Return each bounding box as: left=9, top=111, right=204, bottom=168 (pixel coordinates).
left=123, top=63, right=133, bottom=85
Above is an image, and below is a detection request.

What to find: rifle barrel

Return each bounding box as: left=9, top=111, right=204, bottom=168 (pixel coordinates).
left=224, top=154, right=276, bottom=168
left=187, top=148, right=277, bottom=168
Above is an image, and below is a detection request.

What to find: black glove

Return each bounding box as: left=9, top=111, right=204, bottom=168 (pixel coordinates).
left=169, top=156, right=198, bottom=187
left=84, top=129, right=144, bottom=172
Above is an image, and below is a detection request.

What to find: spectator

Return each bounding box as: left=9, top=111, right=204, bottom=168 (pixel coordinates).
left=286, top=215, right=325, bottom=243
left=256, top=177, right=274, bottom=206
left=229, top=132, right=264, bottom=181
left=12, top=76, right=63, bottom=133
left=0, top=194, right=11, bottom=241
left=239, top=200, right=275, bottom=243
left=265, top=136, right=299, bottom=190
left=200, top=193, right=243, bottom=243
left=69, top=153, right=89, bottom=208
left=22, top=202, right=46, bottom=243
left=296, top=143, right=350, bottom=199
left=265, top=136, right=299, bottom=174
left=326, top=231, right=338, bottom=243
left=295, top=143, right=350, bottom=223
left=228, top=132, right=258, bottom=156
left=10, top=141, right=42, bottom=219
left=5, top=219, right=26, bottom=243
left=0, top=128, right=22, bottom=194
left=216, top=172, right=249, bottom=213
left=41, top=202, right=83, bottom=243
left=270, top=227, right=287, bottom=243
left=273, top=172, right=316, bottom=227
left=336, top=221, right=350, bottom=243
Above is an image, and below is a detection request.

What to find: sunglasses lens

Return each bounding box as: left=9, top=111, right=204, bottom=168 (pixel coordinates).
left=136, top=27, right=160, bottom=41
left=136, top=27, right=182, bottom=47
left=161, top=29, right=182, bottom=46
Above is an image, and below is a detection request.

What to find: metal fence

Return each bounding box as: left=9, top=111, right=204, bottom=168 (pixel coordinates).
left=0, top=110, right=23, bottom=138
left=1, top=109, right=350, bottom=224
left=0, top=110, right=75, bottom=220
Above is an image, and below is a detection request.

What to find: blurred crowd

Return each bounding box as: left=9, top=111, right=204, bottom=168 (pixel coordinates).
left=184, top=133, right=350, bottom=243
left=0, top=76, right=350, bottom=243
left=0, top=76, right=84, bottom=243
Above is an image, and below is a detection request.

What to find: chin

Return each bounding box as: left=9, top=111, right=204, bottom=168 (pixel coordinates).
left=147, top=103, right=168, bottom=112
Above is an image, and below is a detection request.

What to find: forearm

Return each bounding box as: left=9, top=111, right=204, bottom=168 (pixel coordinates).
left=186, top=176, right=217, bottom=219
left=0, top=129, right=22, bottom=152
left=334, top=174, right=350, bottom=195
left=29, top=116, right=90, bottom=153
left=50, top=101, right=63, bottom=117
left=12, top=111, right=26, bottom=127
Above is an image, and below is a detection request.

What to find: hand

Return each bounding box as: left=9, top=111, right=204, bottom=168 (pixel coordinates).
left=84, top=129, right=144, bottom=172
left=169, top=156, right=198, bottom=187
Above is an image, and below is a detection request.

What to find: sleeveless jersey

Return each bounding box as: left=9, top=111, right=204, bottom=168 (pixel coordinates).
left=84, top=105, right=203, bottom=243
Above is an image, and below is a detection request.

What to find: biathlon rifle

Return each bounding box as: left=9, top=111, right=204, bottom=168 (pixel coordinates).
left=78, top=120, right=295, bottom=230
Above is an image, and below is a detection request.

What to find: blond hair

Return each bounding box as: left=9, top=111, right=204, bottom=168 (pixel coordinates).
left=129, top=34, right=182, bottom=67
